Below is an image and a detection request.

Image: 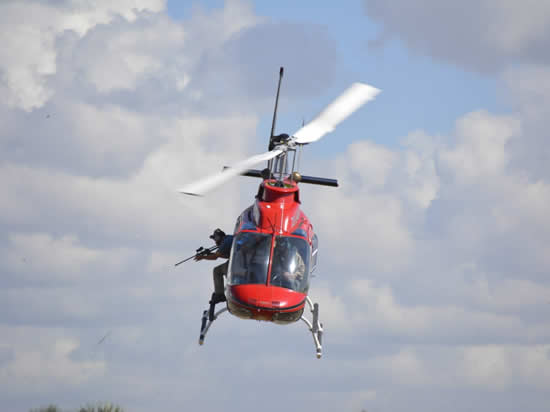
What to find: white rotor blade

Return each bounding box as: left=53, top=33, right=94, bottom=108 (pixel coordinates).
left=178, top=148, right=283, bottom=196
left=293, top=82, right=381, bottom=144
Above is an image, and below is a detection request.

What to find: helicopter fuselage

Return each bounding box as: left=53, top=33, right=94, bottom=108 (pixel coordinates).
left=224, top=178, right=317, bottom=324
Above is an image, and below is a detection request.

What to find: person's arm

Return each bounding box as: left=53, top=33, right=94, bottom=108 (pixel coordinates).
left=194, top=252, right=222, bottom=261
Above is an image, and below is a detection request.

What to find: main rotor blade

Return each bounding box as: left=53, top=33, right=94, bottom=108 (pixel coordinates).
left=178, top=148, right=283, bottom=196
left=293, top=82, right=381, bottom=144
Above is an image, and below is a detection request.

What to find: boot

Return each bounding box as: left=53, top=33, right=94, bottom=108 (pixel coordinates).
left=208, top=293, right=226, bottom=321
left=212, top=293, right=227, bottom=303
left=211, top=292, right=226, bottom=304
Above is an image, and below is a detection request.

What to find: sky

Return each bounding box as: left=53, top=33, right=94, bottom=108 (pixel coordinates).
left=1, top=1, right=550, bottom=411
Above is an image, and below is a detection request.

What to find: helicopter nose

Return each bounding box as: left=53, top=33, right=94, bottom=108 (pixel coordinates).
left=229, top=284, right=305, bottom=310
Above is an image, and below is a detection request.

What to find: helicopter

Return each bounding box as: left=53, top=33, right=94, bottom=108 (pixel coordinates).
left=178, top=67, right=380, bottom=358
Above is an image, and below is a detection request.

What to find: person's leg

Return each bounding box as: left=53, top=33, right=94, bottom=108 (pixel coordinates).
left=212, top=261, right=228, bottom=298
left=209, top=261, right=228, bottom=321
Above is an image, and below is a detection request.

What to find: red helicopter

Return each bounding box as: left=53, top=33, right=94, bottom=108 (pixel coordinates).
left=178, top=68, right=380, bottom=358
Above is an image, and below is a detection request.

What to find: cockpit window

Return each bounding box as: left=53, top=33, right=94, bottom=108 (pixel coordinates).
left=270, top=236, right=310, bottom=293
left=228, top=232, right=271, bottom=286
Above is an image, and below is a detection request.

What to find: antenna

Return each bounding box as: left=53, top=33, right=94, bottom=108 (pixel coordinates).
left=268, top=67, right=284, bottom=173
left=270, top=67, right=284, bottom=146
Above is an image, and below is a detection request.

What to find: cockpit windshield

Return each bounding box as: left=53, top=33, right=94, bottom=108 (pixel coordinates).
left=228, top=232, right=271, bottom=286
left=270, top=236, right=310, bottom=293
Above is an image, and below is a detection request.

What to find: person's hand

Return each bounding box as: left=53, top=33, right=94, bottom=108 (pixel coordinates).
left=194, top=255, right=204, bottom=261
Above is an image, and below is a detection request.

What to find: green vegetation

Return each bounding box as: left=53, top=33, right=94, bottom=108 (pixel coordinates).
left=79, top=404, right=124, bottom=412
left=30, top=403, right=124, bottom=412
left=30, top=406, right=60, bottom=412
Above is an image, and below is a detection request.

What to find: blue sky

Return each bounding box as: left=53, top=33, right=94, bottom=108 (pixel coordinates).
left=1, top=1, right=550, bottom=412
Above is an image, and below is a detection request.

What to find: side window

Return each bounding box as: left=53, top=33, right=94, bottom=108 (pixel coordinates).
left=311, top=234, right=318, bottom=273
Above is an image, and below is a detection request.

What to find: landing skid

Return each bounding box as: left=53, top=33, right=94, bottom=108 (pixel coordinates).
left=301, top=296, right=324, bottom=358
left=199, top=307, right=228, bottom=345
left=198, top=297, right=324, bottom=358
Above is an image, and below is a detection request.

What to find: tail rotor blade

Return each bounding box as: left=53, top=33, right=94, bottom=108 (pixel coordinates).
left=293, top=82, right=380, bottom=144
left=178, top=148, right=283, bottom=196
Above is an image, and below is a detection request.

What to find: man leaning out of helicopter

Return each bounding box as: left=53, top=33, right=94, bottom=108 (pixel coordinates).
left=194, top=228, right=234, bottom=305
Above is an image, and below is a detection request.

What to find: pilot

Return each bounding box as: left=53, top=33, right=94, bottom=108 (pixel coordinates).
left=271, top=237, right=305, bottom=290
left=195, top=228, right=234, bottom=320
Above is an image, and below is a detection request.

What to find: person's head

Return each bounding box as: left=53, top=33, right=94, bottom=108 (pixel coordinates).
left=275, top=237, right=293, bottom=259
left=210, top=228, right=226, bottom=245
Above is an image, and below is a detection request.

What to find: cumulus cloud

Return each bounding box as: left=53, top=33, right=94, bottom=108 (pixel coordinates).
left=459, top=344, right=550, bottom=389
left=499, top=64, right=550, bottom=181
left=0, top=327, right=105, bottom=388
left=1, top=233, right=139, bottom=286
left=364, top=0, right=550, bottom=72
left=347, top=278, right=550, bottom=344
left=71, top=13, right=185, bottom=95
left=0, top=0, right=347, bottom=405
left=2, top=0, right=550, bottom=411
left=0, top=1, right=264, bottom=406
left=304, top=103, right=550, bottom=347
left=1, top=101, right=169, bottom=176
left=439, top=110, right=521, bottom=181
left=0, top=0, right=165, bottom=111
left=217, top=21, right=338, bottom=99
left=360, top=344, right=550, bottom=390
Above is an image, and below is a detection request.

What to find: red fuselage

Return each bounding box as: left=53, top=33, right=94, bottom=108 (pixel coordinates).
left=225, top=179, right=315, bottom=324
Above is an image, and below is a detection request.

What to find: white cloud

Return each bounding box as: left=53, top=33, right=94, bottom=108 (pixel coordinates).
left=500, top=65, right=550, bottom=181
left=0, top=0, right=165, bottom=111
left=365, top=0, right=550, bottom=72
left=340, top=140, right=397, bottom=187
left=346, top=389, right=377, bottom=411
left=0, top=101, right=167, bottom=176
left=459, top=344, right=550, bottom=389
left=503, top=65, right=550, bottom=117
left=308, top=141, right=414, bottom=273
left=309, top=281, right=353, bottom=336
left=360, top=344, right=550, bottom=391
left=2, top=0, right=550, bottom=411
left=1, top=233, right=138, bottom=286
left=0, top=326, right=105, bottom=388
left=71, top=13, right=185, bottom=94
left=347, top=279, right=550, bottom=343
left=184, top=0, right=260, bottom=47
left=300, top=102, right=550, bottom=351
left=439, top=110, right=521, bottom=182
left=0, top=113, right=258, bottom=245
left=400, top=131, right=441, bottom=210
left=370, top=347, right=431, bottom=385
left=447, top=263, right=550, bottom=311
